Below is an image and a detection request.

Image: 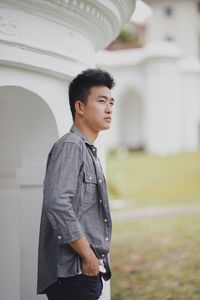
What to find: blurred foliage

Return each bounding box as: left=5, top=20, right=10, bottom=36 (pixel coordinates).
left=116, top=27, right=139, bottom=44
left=107, top=23, right=143, bottom=50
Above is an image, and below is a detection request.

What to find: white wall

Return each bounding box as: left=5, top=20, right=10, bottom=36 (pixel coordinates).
left=0, top=84, right=61, bottom=300
left=118, top=89, right=143, bottom=149
left=0, top=190, right=20, bottom=300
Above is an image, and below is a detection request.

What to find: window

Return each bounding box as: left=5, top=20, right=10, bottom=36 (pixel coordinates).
left=165, top=35, right=174, bottom=42
left=198, top=1, right=200, bottom=13
left=164, top=6, right=173, bottom=16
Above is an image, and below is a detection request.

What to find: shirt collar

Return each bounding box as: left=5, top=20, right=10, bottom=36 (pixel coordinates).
left=70, top=124, right=97, bottom=152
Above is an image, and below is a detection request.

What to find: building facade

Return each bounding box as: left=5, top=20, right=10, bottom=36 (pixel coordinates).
left=96, top=0, right=200, bottom=155
left=145, top=0, right=200, bottom=59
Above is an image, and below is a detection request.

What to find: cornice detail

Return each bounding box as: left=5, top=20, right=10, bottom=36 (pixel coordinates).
left=0, top=4, right=18, bottom=35
left=0, top=0, right=136, bottom=77
left=4, top=0, right=136, bottom=49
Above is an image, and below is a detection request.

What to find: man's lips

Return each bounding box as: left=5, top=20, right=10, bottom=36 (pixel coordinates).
left=104, top=117, right=112, bottom=121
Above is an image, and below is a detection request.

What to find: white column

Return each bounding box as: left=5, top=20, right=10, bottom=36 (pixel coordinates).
left=144, top=42, right=182, bottom=155
left=179, top=57, right=200, bottom=151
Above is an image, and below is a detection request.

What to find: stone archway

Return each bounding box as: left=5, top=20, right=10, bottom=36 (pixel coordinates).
left=119, top=89, right=144, bottom=151
left=0, top=86, right=58, bottom=300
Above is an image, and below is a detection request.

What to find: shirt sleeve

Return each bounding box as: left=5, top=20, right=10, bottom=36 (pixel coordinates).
left=43, top=141, right=84, bottom=244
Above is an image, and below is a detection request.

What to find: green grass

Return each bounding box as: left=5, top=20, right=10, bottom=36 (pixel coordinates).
left=106, top=150, right=200, bottom=209
left=106, top=150, right=200, bottom=299
left=110, top=215, right=200, bottom=300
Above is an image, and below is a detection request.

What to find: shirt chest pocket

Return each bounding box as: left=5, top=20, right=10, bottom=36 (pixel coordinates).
left=83, top=171, right=98, bottom=203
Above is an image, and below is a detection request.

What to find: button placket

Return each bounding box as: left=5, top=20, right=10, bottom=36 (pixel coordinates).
left=89, top=146, right=112, bottom=248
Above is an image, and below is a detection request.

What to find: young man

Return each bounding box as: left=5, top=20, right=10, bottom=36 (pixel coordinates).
left=37, top=69, right=115, bottom=300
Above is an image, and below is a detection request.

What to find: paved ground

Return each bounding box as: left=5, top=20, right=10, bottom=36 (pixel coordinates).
left=112, top=204, right=200, bottom=222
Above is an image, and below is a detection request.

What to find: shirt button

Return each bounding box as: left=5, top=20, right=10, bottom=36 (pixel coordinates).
left=101, top=254, right=105, bottom=258
left=98, top=179, right=102, bottom=183
left=104, top=219, right=108, bottom=222
left=99, top=199, right=103, bottom=203
left=58, top=235, right=62, bottom=240
left=105, top=237, right=109, bottom=241
left=89, top=176, right=92, bottom=180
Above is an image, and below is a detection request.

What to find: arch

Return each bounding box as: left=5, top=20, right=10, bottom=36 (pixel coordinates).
left=0, top=85, right=59, bottom=184
left=118, top=88, right=144, bottom=151
left=0, top=86, right=59, bottom=300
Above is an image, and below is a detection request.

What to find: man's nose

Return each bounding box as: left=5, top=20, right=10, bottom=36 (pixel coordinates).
left=105, top=103, right=112, bottom=113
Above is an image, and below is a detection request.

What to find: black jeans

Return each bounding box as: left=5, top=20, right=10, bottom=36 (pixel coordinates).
left=45, top=274, right=103, bottom=300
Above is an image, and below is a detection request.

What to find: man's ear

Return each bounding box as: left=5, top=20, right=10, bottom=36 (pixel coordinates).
left=75, top=100, right=85, bottom=116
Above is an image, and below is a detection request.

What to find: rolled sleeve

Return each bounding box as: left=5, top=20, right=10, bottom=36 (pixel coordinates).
left=43, top=141, right=84, bottom=244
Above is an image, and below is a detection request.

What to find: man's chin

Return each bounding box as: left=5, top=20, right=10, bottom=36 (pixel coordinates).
left=101, top=123, right=111, bottom=131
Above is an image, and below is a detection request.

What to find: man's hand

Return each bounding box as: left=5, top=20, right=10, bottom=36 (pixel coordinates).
left=69, top=236, right=100, bottom=276
left=82, top=252, right=100, bottom=276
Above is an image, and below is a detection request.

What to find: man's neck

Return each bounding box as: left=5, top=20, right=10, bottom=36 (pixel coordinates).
left=73, top=121, right=98, bottom=144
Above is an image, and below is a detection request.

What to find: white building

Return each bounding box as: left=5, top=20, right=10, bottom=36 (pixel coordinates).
left=96, top=0, right=200, bottom=155
left=0, top=1, right=136, bottom=300
left=145, top=0, right=200, bottom=58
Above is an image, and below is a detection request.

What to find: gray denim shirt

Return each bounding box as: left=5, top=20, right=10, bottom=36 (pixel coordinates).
left=37, top=124, right=112, bottom=294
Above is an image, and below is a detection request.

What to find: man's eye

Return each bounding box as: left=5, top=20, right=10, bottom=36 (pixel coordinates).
left=99, top=99, right=105, bottom=103
left=110, top=102, right=114, bottom=106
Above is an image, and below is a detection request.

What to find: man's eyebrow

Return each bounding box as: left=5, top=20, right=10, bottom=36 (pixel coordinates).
left=97, top=95, right=115, bottom=101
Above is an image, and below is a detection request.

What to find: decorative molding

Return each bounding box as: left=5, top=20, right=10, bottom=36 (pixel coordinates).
left=0, top=5, right=18, bottom=36
left=36, top=0, right=111, bottom=49
left=45, top=0, right=107, bottom=24
left=0, top=39, right=89, bottom=80
left=5, top=0, right=136, bottom=49
left=0, top=0, right=136, bottom=77
left=114, top=0, right=137, bottom=23
left=0, top=38, right=81, bottom=64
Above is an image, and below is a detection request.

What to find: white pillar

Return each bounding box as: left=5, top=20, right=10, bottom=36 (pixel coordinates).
left=179, top=57, right=200, bottom=151
left=144, top=42, right=182, bottom=155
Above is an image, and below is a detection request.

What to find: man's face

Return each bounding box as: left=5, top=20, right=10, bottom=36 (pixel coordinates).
left=81, top=85, right=114, bottom=132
